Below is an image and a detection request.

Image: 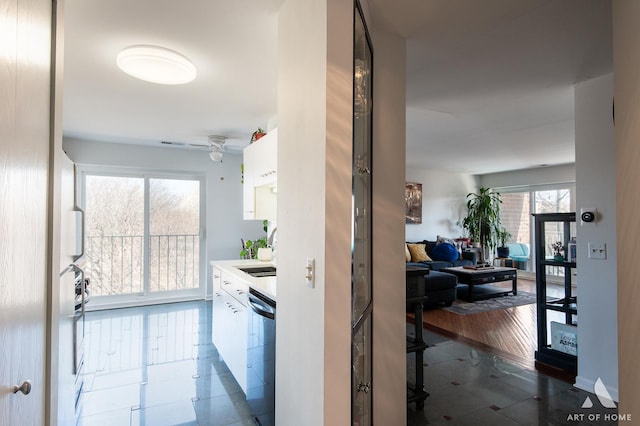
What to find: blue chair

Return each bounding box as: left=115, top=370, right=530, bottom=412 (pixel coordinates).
left=506, top=243, right=530, bottom=270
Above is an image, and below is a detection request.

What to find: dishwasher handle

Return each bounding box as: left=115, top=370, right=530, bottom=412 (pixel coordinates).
left=248, top=294, right=275, bottom=320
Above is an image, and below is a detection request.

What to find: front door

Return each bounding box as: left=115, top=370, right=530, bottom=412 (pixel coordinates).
left=0, top=0, right=53, bottom=423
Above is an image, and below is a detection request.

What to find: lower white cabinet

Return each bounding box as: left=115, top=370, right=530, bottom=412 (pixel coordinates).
left=212, top=267, right=249, bottom=394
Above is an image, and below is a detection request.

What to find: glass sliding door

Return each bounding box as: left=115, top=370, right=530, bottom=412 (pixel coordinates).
left=85, top=175, right=145, bottom=296
left=149, top=178, right=201, bottom=293
left=499, top=186, right=574, bottom=275
left=83, top=171, right=203, bottom=305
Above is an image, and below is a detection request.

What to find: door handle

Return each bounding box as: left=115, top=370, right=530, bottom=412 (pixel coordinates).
left=12, top=380, right=31, bottom=395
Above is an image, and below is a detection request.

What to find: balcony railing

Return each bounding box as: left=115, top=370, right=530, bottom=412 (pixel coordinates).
left=86, top=234, right=200, bottom=297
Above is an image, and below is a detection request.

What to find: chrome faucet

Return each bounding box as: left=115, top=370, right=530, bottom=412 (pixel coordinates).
left=267, top=227, right=277, bottom=247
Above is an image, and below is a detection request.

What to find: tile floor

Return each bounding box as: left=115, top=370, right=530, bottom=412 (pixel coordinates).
left=80, top=300, right=257, bottom=426
left=408, top=327, right=618, bottom=425
left=79, top=300, right=618, bottom=425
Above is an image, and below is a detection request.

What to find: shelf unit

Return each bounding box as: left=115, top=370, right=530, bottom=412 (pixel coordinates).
left=406, top=267, right=430, bottom=409
left=533, top=212, right=578, bottom=374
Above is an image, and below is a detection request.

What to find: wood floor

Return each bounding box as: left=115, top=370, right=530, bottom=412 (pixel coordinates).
left=413, top=274, right=577, bottom=382
left=420, top=277, right=539, bottom=370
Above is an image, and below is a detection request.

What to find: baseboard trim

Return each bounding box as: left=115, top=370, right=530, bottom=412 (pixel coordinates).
left=575, top=376, right=619, bottom=403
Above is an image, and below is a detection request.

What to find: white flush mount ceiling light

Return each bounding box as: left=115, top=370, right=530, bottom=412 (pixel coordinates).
left=208, top=135, right=226, bottom=162
left=116, top=45, right=197, bottom=85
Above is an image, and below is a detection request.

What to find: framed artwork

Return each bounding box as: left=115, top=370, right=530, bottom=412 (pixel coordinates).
left=405, top=182, right=422, bottom=224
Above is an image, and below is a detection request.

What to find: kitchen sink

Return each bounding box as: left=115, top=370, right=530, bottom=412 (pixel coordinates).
left=238, top=266, right=277, bottom=278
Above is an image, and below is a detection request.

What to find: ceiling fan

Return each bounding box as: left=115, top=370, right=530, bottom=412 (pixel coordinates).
left=163, top=135, right=228, bottom=161
left=206, top=135, right=227, bottom=162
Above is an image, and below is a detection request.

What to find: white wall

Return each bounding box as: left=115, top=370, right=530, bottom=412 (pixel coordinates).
left=405, top=168, right=477, bottom=242
left=371, top=21, right=408, bottom=426
left=573, top=74, right=618, bottom=399
left=63, top=137, right=264, bottom=297
left=406, top=165, right=577, bottom=244
left=277, top=0, right=406, bottom=423
left=613, top=0, right=640, bottom=414
left=480, top=163, right=575, bottom=190
left=276, top=0, right=334, bottom=422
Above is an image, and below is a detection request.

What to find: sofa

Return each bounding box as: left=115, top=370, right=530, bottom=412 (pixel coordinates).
left=406, top=239, right=478, bottom=271
left=406, top=265, right=458, bottom=307
left=405, top=239, right=478, bottom=308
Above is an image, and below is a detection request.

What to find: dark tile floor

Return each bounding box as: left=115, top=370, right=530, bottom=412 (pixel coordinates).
left=408, top=327, right=618, bottom=425
left=79, top=300, right=618, bottom=425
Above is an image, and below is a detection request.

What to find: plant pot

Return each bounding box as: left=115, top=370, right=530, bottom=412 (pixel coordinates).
left=257, top=247, right=273, bottom=261
left=497, top=246, right=510, bottom=259
left=553, top=255, right=564, bottom=262
left=251, top=132, right=266, bottom=143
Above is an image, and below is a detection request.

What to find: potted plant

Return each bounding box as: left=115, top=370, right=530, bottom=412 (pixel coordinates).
left=251, top=128, right=266, bottom=143
left=240, top=220, right=269, bottom=259
left=496, top=228, right=512, bottom=258
left=461, top=187, right=503, bottom=261
left=551, top=241, right=565, bottom=262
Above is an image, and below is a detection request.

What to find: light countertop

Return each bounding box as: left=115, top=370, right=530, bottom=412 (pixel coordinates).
left=210, top=259, right=276, bottom=301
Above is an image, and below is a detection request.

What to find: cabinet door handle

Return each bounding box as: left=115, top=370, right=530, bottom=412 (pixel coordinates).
left=12, top=380, right=31, bottom=395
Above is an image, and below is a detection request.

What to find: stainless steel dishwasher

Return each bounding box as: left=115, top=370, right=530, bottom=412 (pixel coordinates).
left=247, top=288, right=276, bottom=426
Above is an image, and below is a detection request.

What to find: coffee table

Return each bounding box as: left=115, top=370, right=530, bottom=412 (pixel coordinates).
left=440, top=266, right=517, bottom=302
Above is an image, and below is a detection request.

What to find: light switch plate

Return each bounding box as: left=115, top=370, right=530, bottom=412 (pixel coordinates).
left=588, top=242, right=606, bottom=259
left=305, top=257, right=315, bottom=288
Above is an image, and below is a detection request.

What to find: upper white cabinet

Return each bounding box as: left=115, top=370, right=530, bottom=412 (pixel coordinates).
left=243, top=128, right=277, bottom=220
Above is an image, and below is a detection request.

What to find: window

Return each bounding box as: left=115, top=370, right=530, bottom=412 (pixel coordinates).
left=499, top=185, right=575, bottom=275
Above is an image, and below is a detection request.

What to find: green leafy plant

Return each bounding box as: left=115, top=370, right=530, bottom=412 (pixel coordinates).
left=240, top=220, right=269, bottom=259
left=498, top=228, right=512, bottom=248
left=462, top=187, right=503, bottom=259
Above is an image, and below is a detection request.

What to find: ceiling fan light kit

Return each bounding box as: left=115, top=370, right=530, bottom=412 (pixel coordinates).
left=116, top=45, right=197, bottom=85
left=209, top=150, right=223, bottom=162
left=208, top=135, right=227, bottom=162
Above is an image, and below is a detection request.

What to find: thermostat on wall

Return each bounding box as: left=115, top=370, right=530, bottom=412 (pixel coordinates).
left=580, top=208, right=597, bottom=225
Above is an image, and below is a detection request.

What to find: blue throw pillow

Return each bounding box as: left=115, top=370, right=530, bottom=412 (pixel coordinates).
left=431, top=242, right=459, bottom=262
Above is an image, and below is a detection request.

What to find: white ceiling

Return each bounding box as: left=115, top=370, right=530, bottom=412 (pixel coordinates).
left=63, top=0, right=612, bottom=173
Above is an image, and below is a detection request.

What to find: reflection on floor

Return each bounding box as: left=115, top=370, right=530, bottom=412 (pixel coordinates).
left=408, top=327, right=618, bottom=425
left=80, top=300, right=617, bottom=426
left=80, top=300, right=257, bottom=426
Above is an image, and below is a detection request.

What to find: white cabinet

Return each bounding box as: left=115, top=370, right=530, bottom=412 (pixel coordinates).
left=243, top=128, right=277, bottom=220
left=250, top=129, right=277, bottom=187
left=212, top=266, right=249, bottom=393
left=212, top=266, right=224, bottom=345
left=242, top=146, right=257, bottom=220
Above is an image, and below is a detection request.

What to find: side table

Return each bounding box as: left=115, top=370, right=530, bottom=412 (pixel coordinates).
left=493, top=257, right=515, bottom=268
